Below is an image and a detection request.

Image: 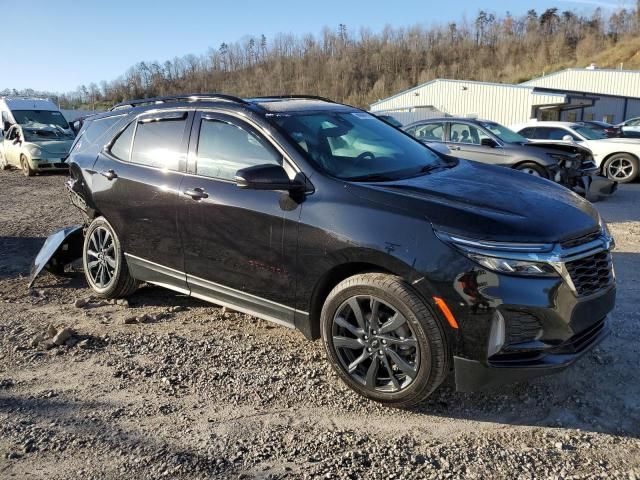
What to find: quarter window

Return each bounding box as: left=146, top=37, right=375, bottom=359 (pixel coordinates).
left=110, top=122, right=135, bottom=161
left=196, top=118, right=281, bottom=180
left=130, top=115, right=186, bottom=171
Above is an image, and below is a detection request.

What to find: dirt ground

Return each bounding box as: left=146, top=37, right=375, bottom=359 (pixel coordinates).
left=0, top=168, right=639, bottom=479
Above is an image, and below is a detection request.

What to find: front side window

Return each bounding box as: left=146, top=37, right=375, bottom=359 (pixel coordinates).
left=477, top=121, right=527, bottom=144
left=533, top=127, right=579, bottom=141
left=406, top=123, right=445, bottom=141
left=272, top=111, right=445, bottom=181
left=130, top=115, right=187, bottom=171
left=450, top=123, right=489, bottom=145
left=196, top=118, right=281, bottom=180
left=573, top=125, right=607, bottom=140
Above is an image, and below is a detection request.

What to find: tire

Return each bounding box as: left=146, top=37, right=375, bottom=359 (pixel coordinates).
left=82, top=216, right=139, bottom=298
left=0, top=152, right=8, bottom=170
left=514, top=162, right=548, bottom=178
left=320, top=273, right=449, bottom=408
left=20, top=155, right=34, bottom=177
left=603, top=154, right=638, bottom=183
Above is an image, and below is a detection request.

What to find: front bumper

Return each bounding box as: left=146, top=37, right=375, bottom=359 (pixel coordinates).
left=31, top=158, right=69, bottom=171
left=454, top=313, right=610, bottom=392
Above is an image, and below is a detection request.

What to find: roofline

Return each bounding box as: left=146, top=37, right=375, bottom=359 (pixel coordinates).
left=370, top=78, right=549, bottom=108
left=521, top=67, right=640, bottom=85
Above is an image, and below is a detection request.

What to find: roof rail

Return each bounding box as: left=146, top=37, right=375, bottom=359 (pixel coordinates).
left=110, top=93, right=248, bottom=111
left=249, top=95, right=336, bottom=103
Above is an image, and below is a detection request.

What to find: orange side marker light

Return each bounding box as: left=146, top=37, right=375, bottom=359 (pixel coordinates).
left=433, top=296, right=459, bottom=329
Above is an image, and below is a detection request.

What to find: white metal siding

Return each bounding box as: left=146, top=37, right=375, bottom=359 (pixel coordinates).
left=522, top=69, right=640, bottom=99
left=370, top=80, right=565, bottom=125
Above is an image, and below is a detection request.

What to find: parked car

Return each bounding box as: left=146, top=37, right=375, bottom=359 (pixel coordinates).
left=0, top=123, right=74, bottom=175
left=374, top=114, right=403, bottom=128
left=582, top=120, right=621, bottom=138
left=32, top=94, right=615, bottom=407
left=0, top=97, right=75, bottom=175
left=513, top=121, right=640, bottom=183
left=403, top=118, right=614, bottom=198
left=617, top=117, right=640, bottom=138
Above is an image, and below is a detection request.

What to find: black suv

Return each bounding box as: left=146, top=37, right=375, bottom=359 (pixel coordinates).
left=63, top=94, right=615, bottom=407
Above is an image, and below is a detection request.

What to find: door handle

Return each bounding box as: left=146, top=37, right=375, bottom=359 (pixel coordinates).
left=183, top=187, right=209, bottom=200
left=100, top=169, right=118, bottom=180
left=450, top=146, right=461, bottom=151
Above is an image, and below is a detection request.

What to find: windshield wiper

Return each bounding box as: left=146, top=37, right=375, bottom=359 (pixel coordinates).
left=345, top=173, right=397, bottom=182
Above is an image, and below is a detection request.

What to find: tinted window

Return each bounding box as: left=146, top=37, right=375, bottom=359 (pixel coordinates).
left=110, top=122, right=135, bottom=161
left=196, top=119, right=281, bottom=180
left=407, top=123, right=445, bottom=141
left=518, top=127, right=536, bottom=138
left=130, top=115, right=186, bottom=171
left=531, top=127, right=578, bottom=141
left=450, top=123, right=489, bottom=145
left=83, top=116, right=123, bottom=144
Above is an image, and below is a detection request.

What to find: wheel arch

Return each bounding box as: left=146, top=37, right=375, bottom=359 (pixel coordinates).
left=602, top=150, right=639, bottom=163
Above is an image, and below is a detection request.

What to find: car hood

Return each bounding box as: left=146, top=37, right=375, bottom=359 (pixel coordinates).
left=28, top=140, right=74, bottom=155
left=521, top=141, right=592, bottom=156
left=348, top=160, right=600, bottom=243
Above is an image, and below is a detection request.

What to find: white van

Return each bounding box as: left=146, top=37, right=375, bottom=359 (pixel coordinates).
left=0, top=97, right=74, bottom=175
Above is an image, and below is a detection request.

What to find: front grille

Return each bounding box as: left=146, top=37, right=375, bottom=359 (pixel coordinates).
left=566, top=251, right=613, bottom=297
left=561, top=230, right=601, bottom=249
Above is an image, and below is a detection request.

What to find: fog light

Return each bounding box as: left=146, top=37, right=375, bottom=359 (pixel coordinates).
left=488, top=311, right=505, bottom=357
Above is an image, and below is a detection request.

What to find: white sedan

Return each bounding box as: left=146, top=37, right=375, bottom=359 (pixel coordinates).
left=617, top=117, right=640, bottom=137
left=512, top=121, right=640, bottom=183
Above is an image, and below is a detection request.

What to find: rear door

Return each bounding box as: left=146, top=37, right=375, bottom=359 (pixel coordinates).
left=445, top=122, right=506, bottom=165
left=90, top=110, right=193, bottom=292
left=177, top=111, right=300, bottom=324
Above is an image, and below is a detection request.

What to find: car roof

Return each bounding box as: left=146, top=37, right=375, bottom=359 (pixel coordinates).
left=404, top=117, right=496, bottom=126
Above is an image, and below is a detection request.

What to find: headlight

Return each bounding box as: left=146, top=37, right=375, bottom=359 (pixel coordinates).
left=27, top=145, right=42, bottom=157
left=435, top=230, right=559, bottom=277
left=467, top=253, right=558, bottom=276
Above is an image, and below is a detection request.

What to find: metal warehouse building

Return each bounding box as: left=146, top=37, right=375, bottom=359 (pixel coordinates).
left=370, top=68, right=640, bottom=127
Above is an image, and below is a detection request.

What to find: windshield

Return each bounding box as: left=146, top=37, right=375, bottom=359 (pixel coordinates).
left=11, top=110, right=70, bottom=129
left=574, top=125, right=608, bottom=140
left=478, top=121, right=529, bottom=144
left=23, top=127, right=74, bottom=142
left=271, top=111, right=447, bottom=181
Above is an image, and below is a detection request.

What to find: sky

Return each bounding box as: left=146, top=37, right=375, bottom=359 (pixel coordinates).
left=2, top=0, right=634, bottom=93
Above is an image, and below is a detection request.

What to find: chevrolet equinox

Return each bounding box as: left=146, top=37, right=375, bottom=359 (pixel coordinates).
left=63, top=94, right=615, bottom=407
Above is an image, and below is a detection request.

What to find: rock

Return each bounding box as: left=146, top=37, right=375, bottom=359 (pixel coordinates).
left=77, top=339, right=90, bottom=349
left=123, top=316, right=139, bottom=325
left=53, top=327, right=73, bottom=346
left=46, top=324, right=58, bottom=339
left=75, top=297, right=90, bottom=308
left=116, top=298, right=130, bottom=307
left=168, top=305, right=186, bottom=313
left=6, top=451, right=22, bottom=460
left=555, top=442, right=564, bottom=451
left=30, top=333, right=45, bottom=348
left=138, top=314, right=154, bottom=323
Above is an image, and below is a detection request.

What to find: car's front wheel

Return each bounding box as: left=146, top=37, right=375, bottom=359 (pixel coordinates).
left=20, top=155, right=34, bottom=177
left=514, top=162, right=548, bottom=178
left=321, top=273, right=449, bottom=407
left=82, top=217, right=139, bottom=298
left=603, top=154, right=638, bottom=183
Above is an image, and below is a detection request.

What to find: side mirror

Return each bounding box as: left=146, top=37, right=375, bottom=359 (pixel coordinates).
left=235, top=164, right=305, bottom=192
left=480, top=138, right=498, bottom=148
left=562, top=135, right=574, bottom=142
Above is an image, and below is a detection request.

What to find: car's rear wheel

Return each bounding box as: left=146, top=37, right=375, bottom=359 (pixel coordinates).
left=515, top=162, right=548, bottom=178
left=20, top=155, right=34, bottom=177
left=321, top=273, right=448, bottom=407
left=82, top=217, right=139, bottom=298
left=603, top=154, right=638, bottom=183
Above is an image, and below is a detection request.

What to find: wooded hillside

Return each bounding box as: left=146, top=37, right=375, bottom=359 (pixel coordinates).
left=4, top=5, right=640, bottom=109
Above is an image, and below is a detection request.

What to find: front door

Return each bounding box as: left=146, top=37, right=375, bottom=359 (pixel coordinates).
left=177, top=111, right=300, bottom=325
left=446, top=122, right=506, bottom=166
left=90, top=110, right=193, bottom=292
left=4, top=126, right=20, bottom=165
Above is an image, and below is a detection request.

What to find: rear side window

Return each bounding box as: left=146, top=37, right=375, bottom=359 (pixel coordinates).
left=518, top=127, right=537, bottom=138
left=110, top=122, right=135, bottom=161
left=406, top=123, right=444, bottom=141
left=130, top=115, right=187, bottom=171
left=83, top=116, right=122, bottom=144
left=535, top=127, right=578, bottom=141
left=196, top=119, right=281, bottom=180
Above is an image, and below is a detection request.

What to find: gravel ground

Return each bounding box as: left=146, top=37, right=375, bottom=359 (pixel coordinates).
left=1, top=168, right=639, bottom=479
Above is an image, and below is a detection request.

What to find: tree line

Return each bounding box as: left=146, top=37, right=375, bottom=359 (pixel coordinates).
left=3, top=5, right=640, bottom=110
